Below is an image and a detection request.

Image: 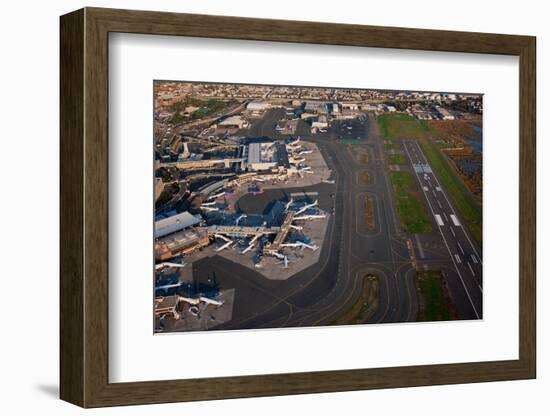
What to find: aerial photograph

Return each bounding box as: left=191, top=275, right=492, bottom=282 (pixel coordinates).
left=153, top=81, right=483, bottom=333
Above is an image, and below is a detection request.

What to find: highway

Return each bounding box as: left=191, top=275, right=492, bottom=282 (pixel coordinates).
left=403, top=140, right=483, bottom=318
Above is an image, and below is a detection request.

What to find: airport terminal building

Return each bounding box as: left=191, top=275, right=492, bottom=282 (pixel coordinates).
left=243, top=141, right=290, bottom=171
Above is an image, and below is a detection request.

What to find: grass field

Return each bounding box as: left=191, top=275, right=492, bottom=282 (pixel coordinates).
left=415, top=271, right=454, bottom=321
left=378, top=113, right=434, bottom=140
left=389, top=171, right=432, bottom=234
left=378, top=113, right=482, bottom=243
left=386, top=154, right=408, bottom=165
left=333, top=275, right=379, bottom=325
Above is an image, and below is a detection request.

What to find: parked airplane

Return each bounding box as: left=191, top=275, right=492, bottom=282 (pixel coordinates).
left=284, top=198, right=294, bottom=212
left=155, top=261, right=187, bottom=271
left=215, top=240, right=233, bottom=252
left=155, top=282, right=184, bottom=291
left=280, top=241, right=318, bottom=251
left=293, top=214, right=326, bottom=221
left=297, top=149, right=313, bottom=155
left=214, top=234, right=234, bottom=252
left=235, top=214, right=247, bottom=225
left=207, top=191, right=225, bottom=200
left=241, top=243, right=255, bottom=254
left=294, top=200, right=318, bottom=216
left=322, top=179, right=335, bottom=184
left=200, top=201, right=217, bottom=207
left=200, top=206, right=220, bottom=212
left=198, top=296, right=224, bottom=306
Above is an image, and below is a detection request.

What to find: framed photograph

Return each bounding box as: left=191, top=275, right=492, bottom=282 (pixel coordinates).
left=60, top=7, right=536, bottom=407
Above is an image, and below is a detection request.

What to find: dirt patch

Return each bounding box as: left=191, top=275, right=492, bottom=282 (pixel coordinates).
left=365, top=195, right=376, bottom=231
left=333, top=274, right=379, bottom=325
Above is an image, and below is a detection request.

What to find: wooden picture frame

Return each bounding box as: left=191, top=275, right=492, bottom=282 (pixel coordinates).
left=60, top=7, right=536, bottom=408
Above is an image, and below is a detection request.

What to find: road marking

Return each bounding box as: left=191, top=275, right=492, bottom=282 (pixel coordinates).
left=437, top=200, right=442, bottom=208
left=443, top=212, right=449, bottom=222
left=450, top=227, right=456, bottom=237
left=471, top=254, right=478, bottom=264
left=457, top=242, right=465, bottom=255
left=467, top=262, right=475, bottom=276
left=454, top=253, right=462, bottom=264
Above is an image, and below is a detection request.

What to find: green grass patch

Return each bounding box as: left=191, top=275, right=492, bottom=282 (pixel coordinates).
left=419, top=139, right=482, bottom=242
left=378, top=113, right=435, bottom=140
left=389, top=171, right=432, bottom=234
left=168, top=98, right=232, bottom=124
left=386, top=154, right=408, bottom=165
left=415, top=271, right=454, bottom=321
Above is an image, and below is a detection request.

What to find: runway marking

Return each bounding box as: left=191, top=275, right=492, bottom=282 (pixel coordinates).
left=454, top=253, right=462, bottom=264
left=467, top=262, right=475, bottom=276
left=450, top=214, right=461, bottom=227
left=457, top=242, right=465, bottom=255
left=471, top=254, right=478, bottom=264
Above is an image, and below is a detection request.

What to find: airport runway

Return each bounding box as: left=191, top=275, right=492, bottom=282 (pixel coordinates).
left=402, top=140, right=483, bottom=319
